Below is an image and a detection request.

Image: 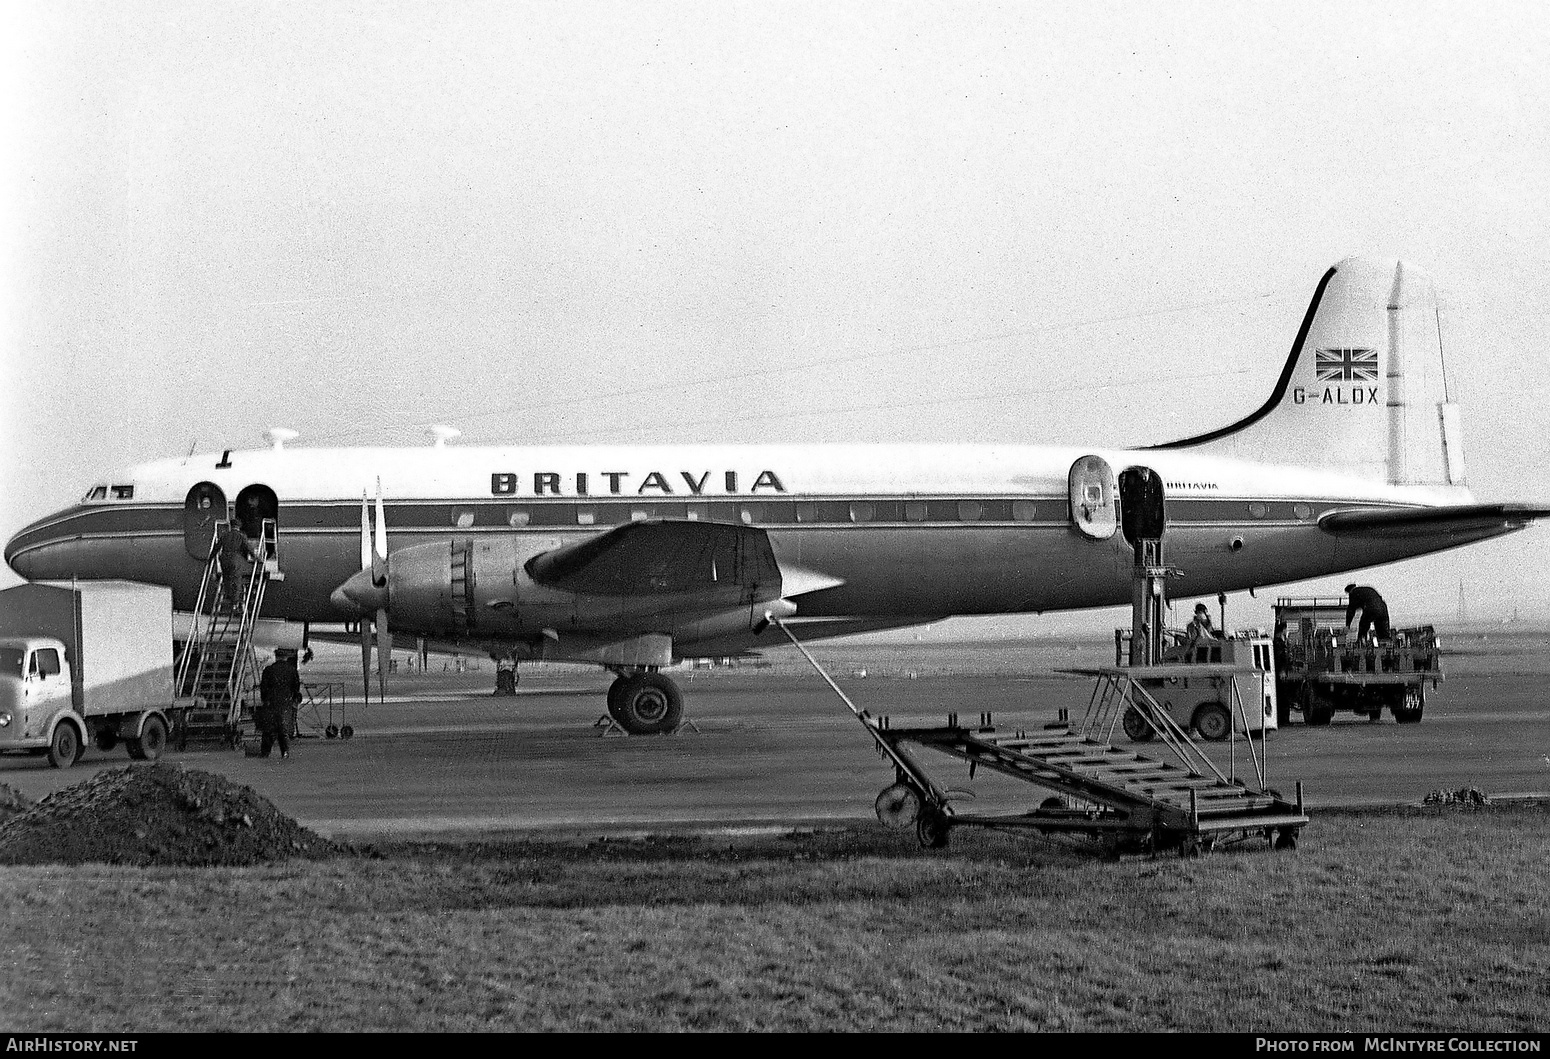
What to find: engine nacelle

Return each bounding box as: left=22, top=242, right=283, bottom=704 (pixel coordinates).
left=381, top=529, right=790, bottom=648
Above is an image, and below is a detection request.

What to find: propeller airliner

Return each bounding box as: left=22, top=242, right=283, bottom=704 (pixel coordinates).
left=7, top=257, right=1545, bottom=732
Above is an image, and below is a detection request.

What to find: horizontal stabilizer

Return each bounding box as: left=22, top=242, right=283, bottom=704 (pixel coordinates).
left=1319, top=504, right=1550, bottom=538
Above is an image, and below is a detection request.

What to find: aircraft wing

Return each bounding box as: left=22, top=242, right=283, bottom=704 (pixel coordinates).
left=1318, top=503, right=1550, bottom=538
left=526, top=518, right=842, bottom=598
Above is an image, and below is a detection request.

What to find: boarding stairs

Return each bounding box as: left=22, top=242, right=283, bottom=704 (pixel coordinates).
left=173, top=522, right=272, bottom=750
left=776, top=621, right=1307, bottom=855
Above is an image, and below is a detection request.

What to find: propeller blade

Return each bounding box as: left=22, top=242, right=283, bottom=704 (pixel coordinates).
left=359, top=619, right=372, bottom=706
left=359, top=492, right=372, bottom=573
left=372, top=480, right=388, bottom=585
left=376, top=608, right=392, bottom=703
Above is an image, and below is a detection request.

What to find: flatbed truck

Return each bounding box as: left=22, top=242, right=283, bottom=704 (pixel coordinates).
left=1272, top=597, right=1441, bottom=725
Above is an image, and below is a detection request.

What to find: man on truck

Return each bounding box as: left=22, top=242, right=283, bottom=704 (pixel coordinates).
left=1344, top=584, right=1392, bottom=644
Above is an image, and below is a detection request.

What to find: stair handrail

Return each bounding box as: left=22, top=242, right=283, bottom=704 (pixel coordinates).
left=223, top=559, right=268, bottom=727
left=1085, top=673, right=1229, bottom=785
left=1228, top=678, right=1267, bottom=790
left=175, top=532, right=221, bottom=696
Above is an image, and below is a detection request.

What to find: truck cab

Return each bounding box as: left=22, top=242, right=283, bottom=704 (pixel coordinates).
left=0, top=635, right=80, bottom=765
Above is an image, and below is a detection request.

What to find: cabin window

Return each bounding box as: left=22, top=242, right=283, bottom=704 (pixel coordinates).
left=904, top=501, right=927, bottom=522
left=849, top=502, right=875, bottom=523
left=452, top=510, right=476, bottom=528
left=1247, top=502, right=1268, bottom=519
left=1012, top=500, right=1038, bottom=521
left=628, top=508, right=650, bottom=522
left=507, top=510, right=531, bottom=528
left=32, top=649, right=61, bottom=678
left=577, top=509, right=597, bottom=526
left=794, top=502, right=819, bottom=523
left=685, top=504, right=708, bottom=522
left=1293, top=503, right=1312, bottom=520
left=957, top=500, right=984, bottom=521
left=740, top=506, right=760, bottom=525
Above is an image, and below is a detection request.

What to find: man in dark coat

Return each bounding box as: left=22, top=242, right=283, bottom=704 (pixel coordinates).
left=1344, top=584, right=1392, bottom=643
left=257, top=649, right=301, bottom=758
left=212, top=523, right=255, bottom=610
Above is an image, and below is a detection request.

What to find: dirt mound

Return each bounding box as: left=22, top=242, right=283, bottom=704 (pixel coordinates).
left=0, top=764, right=342, bottom=866
left=0, top=783, right=32, bottom=823
left=1423, top=786, right=1491, bottom=807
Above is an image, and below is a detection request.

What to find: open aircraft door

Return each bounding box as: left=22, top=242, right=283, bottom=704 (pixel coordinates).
left=183, top=483, right=227, bottom=559
left=1068, top=455, right=1118, bottom=540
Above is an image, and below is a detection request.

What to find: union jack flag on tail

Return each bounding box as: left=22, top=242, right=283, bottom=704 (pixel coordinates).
left=1315, top=347, right=1379, bottom=382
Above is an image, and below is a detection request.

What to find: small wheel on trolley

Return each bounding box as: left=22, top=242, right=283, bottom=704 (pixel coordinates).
left=340, top=724, right=354, bottom=740
left=874, top=783, right=921, bottom=830
left=915, top=809, right=951, bottom=850
left=326, top=724, right=339, bottom=739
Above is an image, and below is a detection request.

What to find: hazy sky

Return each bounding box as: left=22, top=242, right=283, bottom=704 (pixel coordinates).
left=2, top=1, right=1547, bottom=628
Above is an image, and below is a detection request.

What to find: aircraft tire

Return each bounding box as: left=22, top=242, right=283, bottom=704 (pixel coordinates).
left=612, top=673, right=683, bottom=735
left=1192, top=702, right=1232, bottom=742
left=606, top=676, right=629, bottom=722
left=47, top=722, right=81, bottom=770
left=1121, top=707, right=1154, bottom=742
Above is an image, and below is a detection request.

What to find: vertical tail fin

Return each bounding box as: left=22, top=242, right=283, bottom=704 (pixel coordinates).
left=1154, top=256, right=1465, bottom=486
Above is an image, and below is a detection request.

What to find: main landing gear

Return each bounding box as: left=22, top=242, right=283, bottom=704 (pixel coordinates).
left=605, top=670, right=685, bottom=735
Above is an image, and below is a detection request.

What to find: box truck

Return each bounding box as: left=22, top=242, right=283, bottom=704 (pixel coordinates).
left=0, top=581, right=187, bottom=768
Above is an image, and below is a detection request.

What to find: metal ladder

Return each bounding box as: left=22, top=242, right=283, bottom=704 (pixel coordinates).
left=174, top=524, right=269, bottom=749
left=776, top=619, right=1306, bottom=854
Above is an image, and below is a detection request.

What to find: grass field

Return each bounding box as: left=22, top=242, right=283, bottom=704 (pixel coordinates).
left=2, top=804, right=1547, bottom=1032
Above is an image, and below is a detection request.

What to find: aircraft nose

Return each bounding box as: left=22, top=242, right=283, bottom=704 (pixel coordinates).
left=330, top=566, right=388, bottom=613
left=5, top=518, right=49, bottom=581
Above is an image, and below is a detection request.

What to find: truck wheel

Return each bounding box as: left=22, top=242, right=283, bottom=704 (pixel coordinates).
left=47, top=722, right=81, bottom=769
left=1392, top=687, right=1424, bottom=724
left=127, top=716, right=168, bottom=761
left=1122, top=707, right=1154, bottom=741
left=1192, top=702, right=1232, bottom=742
left=1301, top=686, right=1333, bottom=726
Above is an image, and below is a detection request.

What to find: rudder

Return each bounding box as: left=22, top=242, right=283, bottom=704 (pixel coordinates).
left=1154, top=256, right=1465, bottom=486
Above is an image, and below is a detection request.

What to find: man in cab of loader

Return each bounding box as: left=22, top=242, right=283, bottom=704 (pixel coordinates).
left=1344, top=584, right=1392, bottom=644
left=1184, top=603, right=1221, bottom=645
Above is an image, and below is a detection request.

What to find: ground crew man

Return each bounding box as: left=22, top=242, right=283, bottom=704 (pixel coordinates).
left=257, top=649, right=301, bottom=758
left=1184, top=603, right=1219, bottom=644
left=1344, top=584, right=1392, bottom=643
left=212, top=522, right=255, bottom=609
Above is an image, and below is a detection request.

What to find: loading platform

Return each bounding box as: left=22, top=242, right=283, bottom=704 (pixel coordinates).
left=776, top=622, right=1308, bottom=856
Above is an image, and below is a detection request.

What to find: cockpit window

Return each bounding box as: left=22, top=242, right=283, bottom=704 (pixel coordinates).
left=80, top=484, right=134, bottom=502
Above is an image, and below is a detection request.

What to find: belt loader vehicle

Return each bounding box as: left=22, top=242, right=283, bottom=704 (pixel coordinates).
left=0, top=581, right=188, bottom=767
